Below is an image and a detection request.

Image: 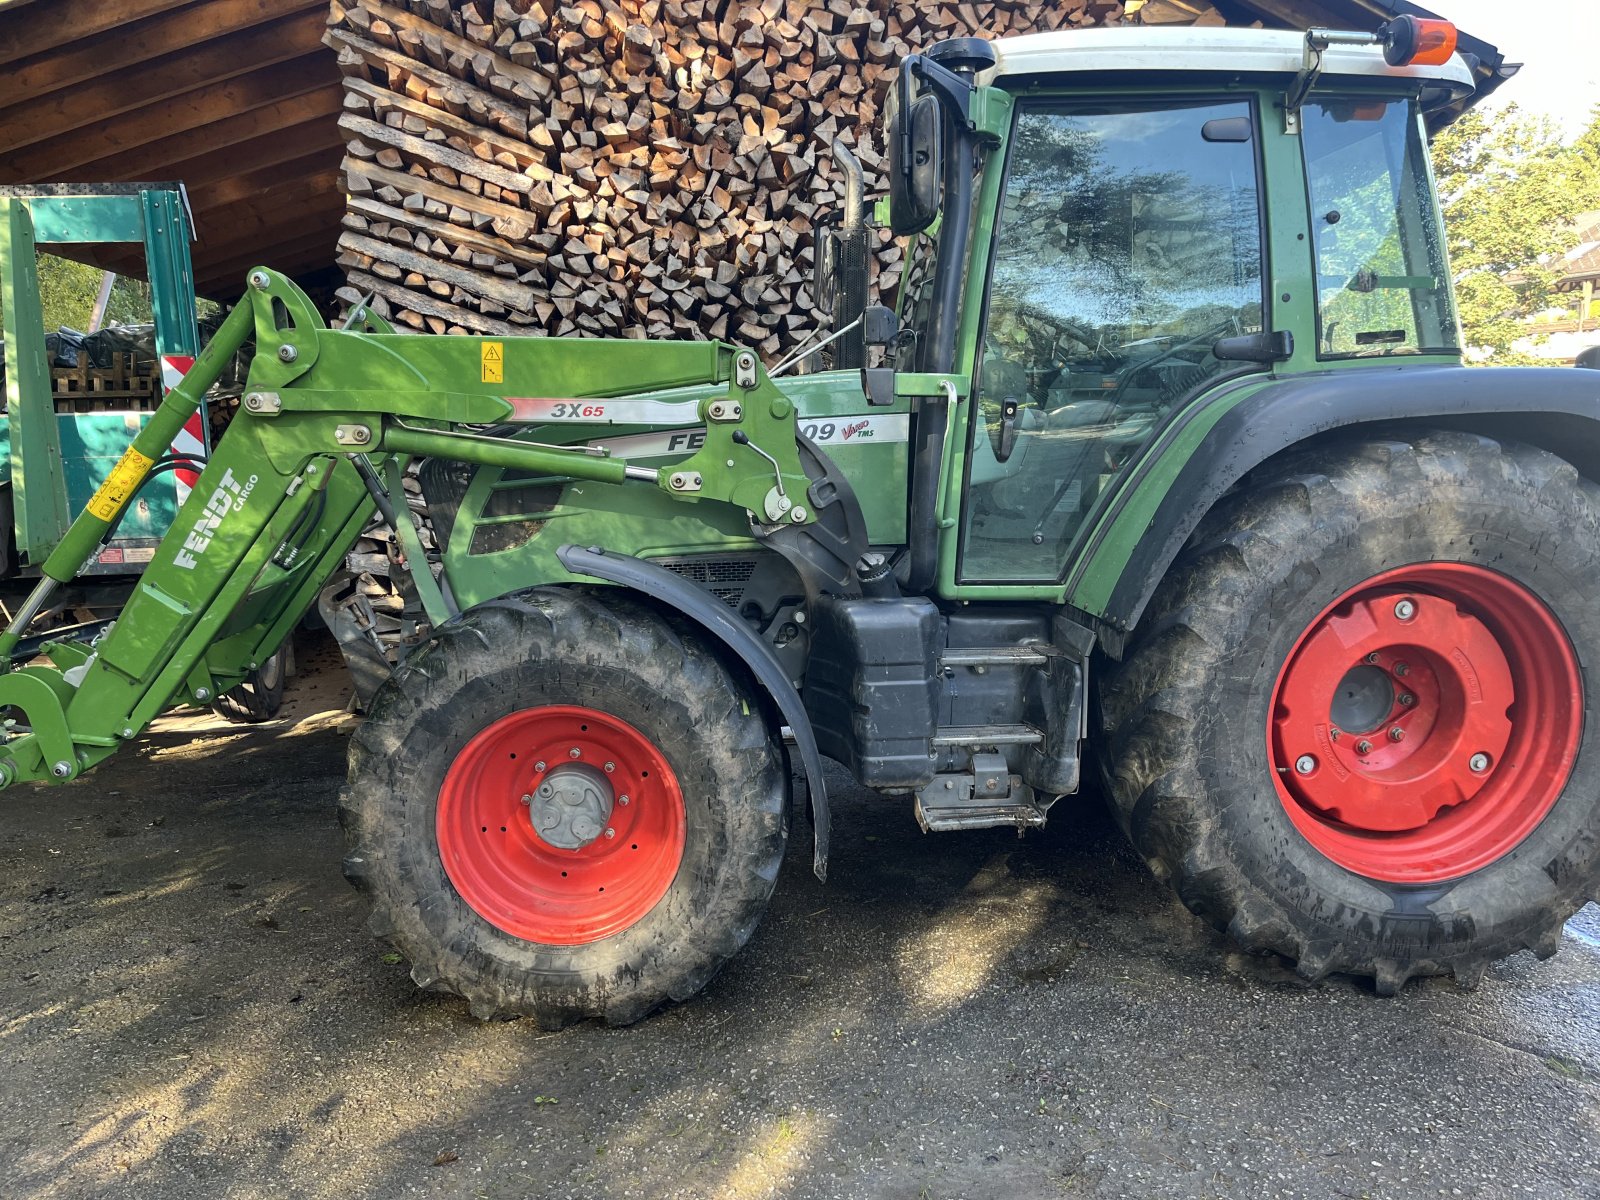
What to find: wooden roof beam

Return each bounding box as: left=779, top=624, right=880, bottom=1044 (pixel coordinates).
left=0, top=0, right=202, bottom=68
left=0, top=0, right=327, bottom=111
left=0, top=8, right=331, bottom=154
left=0, top=56, right=336, bottom=182
left=63, top=87, right=344, bottom=183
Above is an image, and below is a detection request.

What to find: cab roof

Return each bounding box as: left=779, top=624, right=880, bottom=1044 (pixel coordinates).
left=982, top=26, right=1476, bottom=93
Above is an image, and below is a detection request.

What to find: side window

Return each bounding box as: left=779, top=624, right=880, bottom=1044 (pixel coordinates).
left=960, top=99, right=1264, bottom=583
left=1302, top=100, right=1456, bottom=357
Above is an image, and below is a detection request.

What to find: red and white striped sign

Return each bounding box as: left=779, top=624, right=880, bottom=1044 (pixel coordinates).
left=160, top=355, right=206, bottom=506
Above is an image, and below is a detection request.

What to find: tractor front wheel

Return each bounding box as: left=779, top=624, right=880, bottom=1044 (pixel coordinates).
left=341, top=588, right=788, bottom=1025
left=1101, top=432, right=1600, bottom=992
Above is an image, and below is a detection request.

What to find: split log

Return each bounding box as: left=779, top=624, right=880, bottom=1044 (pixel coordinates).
left=325, top=0, right=1216, bottom=357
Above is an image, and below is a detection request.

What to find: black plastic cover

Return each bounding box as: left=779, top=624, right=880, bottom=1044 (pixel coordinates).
left=804, top=596, right=941, bottom=788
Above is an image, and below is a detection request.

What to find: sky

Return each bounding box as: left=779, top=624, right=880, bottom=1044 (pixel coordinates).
left=1428, top=0, right=1600, bottom=139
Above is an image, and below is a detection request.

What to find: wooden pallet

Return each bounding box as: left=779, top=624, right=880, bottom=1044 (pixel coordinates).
left=50, top=352, right=158, bottom=413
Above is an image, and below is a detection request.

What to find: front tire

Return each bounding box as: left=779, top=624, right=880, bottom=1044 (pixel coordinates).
left=341, top=587, right=788, bottom=1025
left=1101, top=432, right=1600, bottom=992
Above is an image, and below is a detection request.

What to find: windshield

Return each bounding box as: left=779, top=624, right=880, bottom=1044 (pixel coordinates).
left=1302, top=99, right=1457, bottom=357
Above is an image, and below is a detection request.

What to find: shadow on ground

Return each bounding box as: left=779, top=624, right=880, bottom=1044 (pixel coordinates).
left=1, top=638, right=1597, bottom=1199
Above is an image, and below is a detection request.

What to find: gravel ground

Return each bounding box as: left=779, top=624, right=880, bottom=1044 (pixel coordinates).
left=2, top=636, right=1597, bottom=1200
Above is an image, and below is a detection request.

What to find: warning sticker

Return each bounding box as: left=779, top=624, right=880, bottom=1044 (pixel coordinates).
left=86, top=446, right=155, bottom=522
left=481, top=341, right=503, bottom=384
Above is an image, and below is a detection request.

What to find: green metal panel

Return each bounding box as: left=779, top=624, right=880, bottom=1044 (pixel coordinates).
left=0, top=199, right=72, bottom=563
left=140, top=189, right=202, bottom=369
left=24, top=194, right=147, bottom=245
left=438, top=365, right=911, bottom=608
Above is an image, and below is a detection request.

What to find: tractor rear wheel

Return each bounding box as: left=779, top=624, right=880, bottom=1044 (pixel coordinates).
left=341, top=587, right=788, bottom=1025
left=1100, top=432, right=1600, bottom=992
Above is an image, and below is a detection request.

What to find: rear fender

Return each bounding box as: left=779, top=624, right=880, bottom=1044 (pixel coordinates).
left=1073, top=364, right=1600, bottom=641
left=556, top=543, right=831, bottom=882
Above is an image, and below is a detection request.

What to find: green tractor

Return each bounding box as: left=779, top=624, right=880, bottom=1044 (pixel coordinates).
left=3, top=18, right=1598, bottom=1024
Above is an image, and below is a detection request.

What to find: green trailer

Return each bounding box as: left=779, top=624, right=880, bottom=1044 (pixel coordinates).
left=0, top=184, right=205, bottom=579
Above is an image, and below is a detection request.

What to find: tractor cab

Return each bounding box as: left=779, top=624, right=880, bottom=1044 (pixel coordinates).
left=862, top=21, right=1474, bottom=601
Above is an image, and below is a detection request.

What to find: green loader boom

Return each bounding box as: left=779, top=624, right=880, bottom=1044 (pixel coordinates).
left=0, top=267, right=817, bottom=788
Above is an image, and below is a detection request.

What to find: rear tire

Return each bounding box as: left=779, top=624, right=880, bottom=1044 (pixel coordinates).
left=1100, top=431, right=1600, bottom=992
left=341, top=587, right=788, bottom=1025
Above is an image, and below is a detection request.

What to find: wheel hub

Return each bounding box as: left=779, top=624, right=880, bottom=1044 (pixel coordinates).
left=529, top=765, right=613, bottom=850
left=435, top=704, right=686, bottom=945
left=1269, top=563, right=1581, bottom=883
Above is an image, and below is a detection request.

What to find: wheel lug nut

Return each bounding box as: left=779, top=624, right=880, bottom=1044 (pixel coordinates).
left=1393, top=662, right=1410, bottom=677
left=534, top=760, right=546, bottom=772
left=1365, top=652, right=1381, bottom=664
left=520, top=794, right=533, bottom=806
left=569, top=747, right=582, bottom=759
left=1388, top=726, right=1405, bottom=743
left=1330, top=727, right=1342, bottom=741
left=618, top=795, right=630, bottom=806
left=1398, top=693, right=1415, bottom=707
left=604, top=761, right=615, bottom=773
left=1356, top=739, right=1373, bottom=755
left=1295, top=754, right=1317, bottom=775
left=1469, top=752, right=1491, bottom=773
left=604, top=828, right=615, bottom=839
left=1394, top=598, right=1417, bottom=621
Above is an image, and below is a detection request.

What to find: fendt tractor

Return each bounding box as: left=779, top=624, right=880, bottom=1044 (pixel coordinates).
left=3, top=19, right=1599, bottom=1025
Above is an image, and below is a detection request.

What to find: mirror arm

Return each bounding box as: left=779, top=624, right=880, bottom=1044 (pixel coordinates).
left=909, top=56, right=977, bottom=130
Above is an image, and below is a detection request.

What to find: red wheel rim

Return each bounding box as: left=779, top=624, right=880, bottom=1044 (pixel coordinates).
left=1269, top=563, right=1582, bottom=883
left=437, top=705, right=685, bottom=944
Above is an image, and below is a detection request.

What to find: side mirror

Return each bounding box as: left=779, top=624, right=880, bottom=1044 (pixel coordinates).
left=1576, top=345, right=1600, bottom=370
left=812, top=220, right=837, bottom=317
left=889, top=76, right=944, bottom=236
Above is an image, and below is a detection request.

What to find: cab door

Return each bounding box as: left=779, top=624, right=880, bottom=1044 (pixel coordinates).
left=956, top=96, right=1268, bottom=584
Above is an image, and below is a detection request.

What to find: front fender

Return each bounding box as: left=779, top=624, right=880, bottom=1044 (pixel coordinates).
left=1069, top=364, right=1600, bottom=638
left=556, top=543, right=831, bottom=882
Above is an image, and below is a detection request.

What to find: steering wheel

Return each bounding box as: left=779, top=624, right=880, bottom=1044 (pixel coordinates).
left=989, top=305, right=1107, bottom=406
left=1110, top=317, right=1238, bottom=406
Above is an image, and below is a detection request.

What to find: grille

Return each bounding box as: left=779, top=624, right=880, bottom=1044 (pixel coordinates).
left=655, top=555, right=760, bottom=608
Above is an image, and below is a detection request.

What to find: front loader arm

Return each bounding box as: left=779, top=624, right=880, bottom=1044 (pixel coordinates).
left=0, top=268, right=815, bottom=789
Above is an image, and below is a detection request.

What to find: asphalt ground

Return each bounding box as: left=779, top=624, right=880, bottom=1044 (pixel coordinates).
left=2, top=636, right=1597, bottom=1200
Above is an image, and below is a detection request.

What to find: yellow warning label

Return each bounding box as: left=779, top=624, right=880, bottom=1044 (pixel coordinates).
left=481, top=341, right=503, bottom=384
left=86, top=446, right=155, bottom=522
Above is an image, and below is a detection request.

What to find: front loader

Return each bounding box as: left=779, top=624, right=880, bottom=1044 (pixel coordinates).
left=6, top=19, right=1600, bottom=1024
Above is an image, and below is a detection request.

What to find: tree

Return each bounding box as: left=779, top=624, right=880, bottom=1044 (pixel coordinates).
left=2, top=254, right=153, bottom=335
left=1432, top=105, right=1600, bottom=363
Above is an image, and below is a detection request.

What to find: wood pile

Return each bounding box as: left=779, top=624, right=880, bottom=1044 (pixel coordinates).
left=323, top=0, right=1144, bottom=358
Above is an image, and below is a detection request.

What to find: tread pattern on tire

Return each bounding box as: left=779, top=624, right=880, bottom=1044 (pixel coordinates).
left=1099, top=430, right=1600, bottom=993
left=340, top=586, right=788, bottom=1026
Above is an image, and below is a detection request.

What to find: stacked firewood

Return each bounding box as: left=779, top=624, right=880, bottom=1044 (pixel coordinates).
left=324, top=0, right=1147, bottom=357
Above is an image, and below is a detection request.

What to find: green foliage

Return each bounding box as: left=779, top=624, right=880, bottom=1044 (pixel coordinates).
left=36, top=256, right=153, bottom=332
left=2, top=254, right=154, bottom=335
left=1431, top=105, right=1600, bottom=363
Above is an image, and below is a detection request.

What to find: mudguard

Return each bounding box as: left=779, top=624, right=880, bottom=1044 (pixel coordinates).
left=556, top=543, right=831, bottom=881
left=1074, top=363, right=1600, bottom=638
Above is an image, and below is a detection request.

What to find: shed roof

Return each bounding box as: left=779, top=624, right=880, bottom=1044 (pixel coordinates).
left=0, top=0, right=343, bottom=301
